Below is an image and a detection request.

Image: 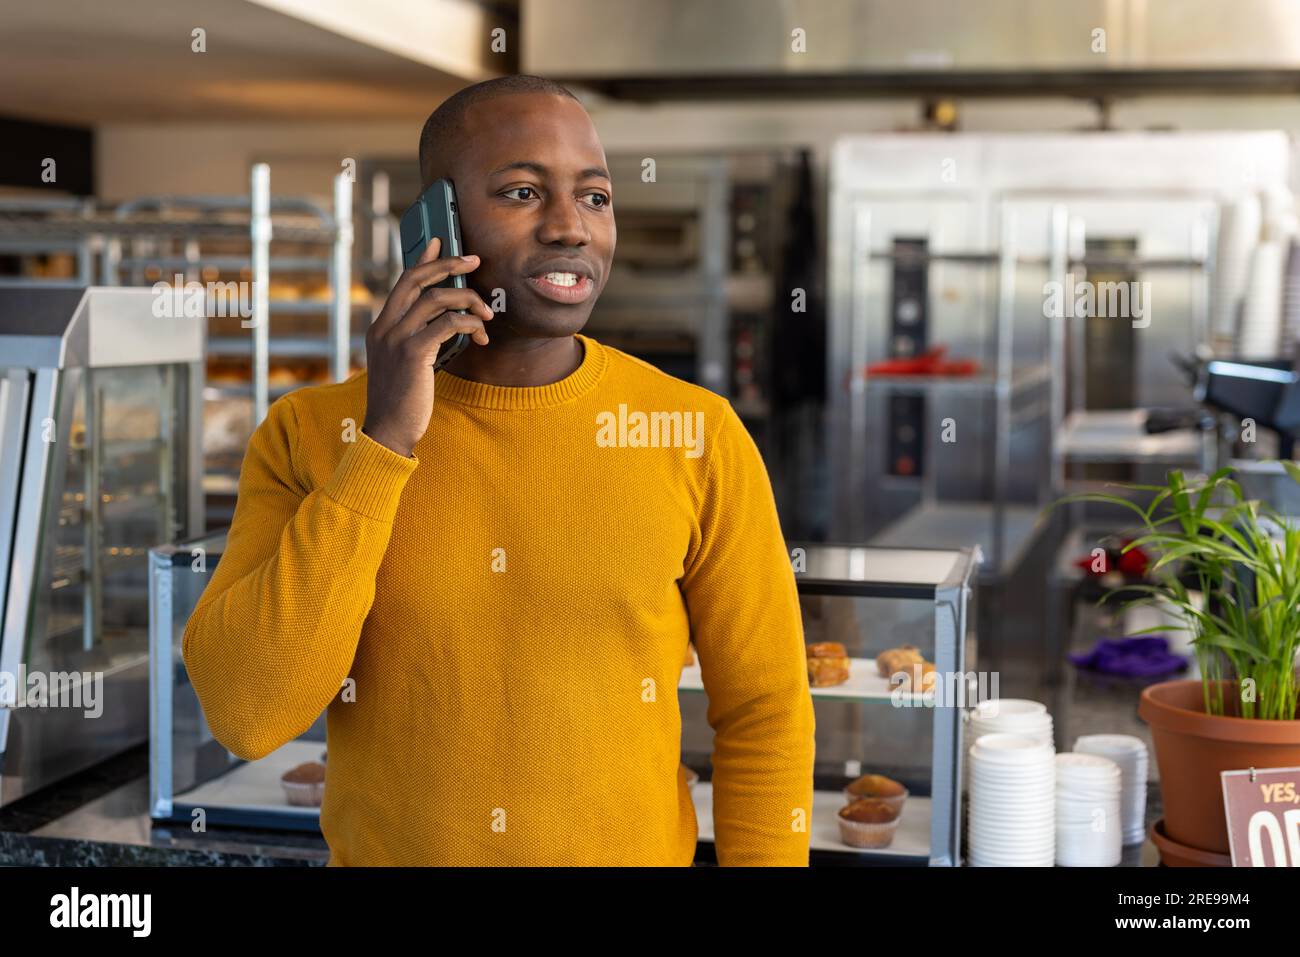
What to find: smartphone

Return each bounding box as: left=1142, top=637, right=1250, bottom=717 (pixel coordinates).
left=399, top=178, right=471, bottom=371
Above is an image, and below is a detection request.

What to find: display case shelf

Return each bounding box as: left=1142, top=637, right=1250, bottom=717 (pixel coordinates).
left=680, top=659, right=929, bottom=702
left=693, top=783, right=933, bottom=862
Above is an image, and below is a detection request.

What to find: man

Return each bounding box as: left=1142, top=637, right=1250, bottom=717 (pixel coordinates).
left=183, top=74, right=815, bottom=866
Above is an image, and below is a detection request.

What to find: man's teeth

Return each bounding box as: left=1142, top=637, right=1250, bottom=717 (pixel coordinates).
left=540, top=272, right=579, bottom=287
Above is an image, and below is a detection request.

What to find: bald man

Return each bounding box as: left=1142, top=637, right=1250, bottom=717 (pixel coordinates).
left=184, top=75, right=815, bottom=867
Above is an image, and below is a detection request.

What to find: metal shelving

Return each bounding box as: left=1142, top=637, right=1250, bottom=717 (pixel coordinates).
left=103, top=164, right=360, bottom=423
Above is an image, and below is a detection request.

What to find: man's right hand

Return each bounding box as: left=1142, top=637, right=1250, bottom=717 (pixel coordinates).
left=361, top=236, right=494, bottom=457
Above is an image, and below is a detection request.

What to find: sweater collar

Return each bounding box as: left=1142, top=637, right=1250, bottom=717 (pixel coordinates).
left=432, top=334, right=607, bottom=410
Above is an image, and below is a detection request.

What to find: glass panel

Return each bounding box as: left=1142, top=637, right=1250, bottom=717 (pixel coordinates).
left=161, top=530, right=238, bottom=798
left=27, top=364, right=187, bottom=677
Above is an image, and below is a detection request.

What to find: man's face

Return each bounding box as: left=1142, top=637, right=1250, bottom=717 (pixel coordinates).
left=448, top=93, right=615, bottom=339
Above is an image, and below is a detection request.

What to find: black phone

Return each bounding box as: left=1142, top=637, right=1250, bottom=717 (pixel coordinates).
left=399, top=178, right=471, bottom=371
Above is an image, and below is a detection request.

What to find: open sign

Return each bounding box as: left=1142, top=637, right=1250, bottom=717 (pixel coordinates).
left=1221, top=766, right=1300, bottom=866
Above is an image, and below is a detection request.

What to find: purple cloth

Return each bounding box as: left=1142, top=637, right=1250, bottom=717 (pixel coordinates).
left=1069, top=636, right=1189, bottom=678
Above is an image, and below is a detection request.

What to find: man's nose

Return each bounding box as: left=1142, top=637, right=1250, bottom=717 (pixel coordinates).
left=537, top=197, right=590, bottom=246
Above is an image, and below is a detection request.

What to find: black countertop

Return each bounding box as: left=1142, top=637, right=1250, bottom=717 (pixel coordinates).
left=0, top=745, right=327, bottom=866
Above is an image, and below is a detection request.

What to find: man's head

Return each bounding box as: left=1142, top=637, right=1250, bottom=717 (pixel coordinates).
left=418, top=75, right=615, bottom=340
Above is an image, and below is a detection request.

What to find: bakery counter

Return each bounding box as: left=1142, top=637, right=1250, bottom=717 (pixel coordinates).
left=0, top=745, right=327, bottom=866
left=1, top=745, right=1163, bottom=867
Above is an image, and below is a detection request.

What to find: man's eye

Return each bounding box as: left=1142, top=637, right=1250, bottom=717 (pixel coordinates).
left=584, top=193, right=610, bottom=208
left=503, top=187, right=536, bottom=201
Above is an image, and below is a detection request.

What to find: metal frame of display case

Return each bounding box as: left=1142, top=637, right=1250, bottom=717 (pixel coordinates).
left=683, top=542, right=980, bottom=866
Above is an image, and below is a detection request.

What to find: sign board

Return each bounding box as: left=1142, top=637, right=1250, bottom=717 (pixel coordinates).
left=1221, top=766, right=1300, bottom=866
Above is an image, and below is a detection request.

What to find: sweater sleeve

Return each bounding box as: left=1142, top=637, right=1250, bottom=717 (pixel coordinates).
left=680, top=402, right=816, bottom=866
left=182, top=395, right=418, bottom=761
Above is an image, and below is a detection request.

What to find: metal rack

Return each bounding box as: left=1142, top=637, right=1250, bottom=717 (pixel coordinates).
left=101, top=164, right=359, bottom=424
left=0, top=166, right=377, bottom=418
left=0, top=167, right=391, bottom=521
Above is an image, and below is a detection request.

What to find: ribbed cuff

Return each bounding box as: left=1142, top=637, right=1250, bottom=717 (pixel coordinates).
left=322, top=431, right=418, bottom=523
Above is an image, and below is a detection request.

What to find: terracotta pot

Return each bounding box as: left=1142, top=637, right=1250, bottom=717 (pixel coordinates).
left=1149, top=819, right=1231, bottom=867
left=1139, top=679, right=1300, bottom=860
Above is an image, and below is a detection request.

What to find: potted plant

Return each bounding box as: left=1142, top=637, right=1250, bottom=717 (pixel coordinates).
left=1063, top=466, right=1300, bottom=864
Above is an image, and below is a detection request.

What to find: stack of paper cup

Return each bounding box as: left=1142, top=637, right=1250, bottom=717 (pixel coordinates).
left=968, top=733, right=1056, bottom=867
left=969, top=699, right=1054, bottom=745
left=1073, top=734, right=1150, bottom=846
left=966, top=699, right=1054, bottom=790
left=1055, top=753, right=1123, bottom=866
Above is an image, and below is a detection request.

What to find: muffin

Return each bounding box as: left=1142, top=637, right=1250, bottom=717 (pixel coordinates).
left=281, top=761, right=326, bottom=807
left=844, top=773, right=909, bottom=814
left=837, top=798, right=901, bottom=849
left=807, top=641, right=850, bottom=687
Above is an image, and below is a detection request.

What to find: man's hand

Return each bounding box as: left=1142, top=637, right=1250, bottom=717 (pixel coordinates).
left=362, top=237, right=495, bottom=457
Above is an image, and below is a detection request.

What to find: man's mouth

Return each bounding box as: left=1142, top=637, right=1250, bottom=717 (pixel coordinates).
left=526, top=270, right=595, bottom=304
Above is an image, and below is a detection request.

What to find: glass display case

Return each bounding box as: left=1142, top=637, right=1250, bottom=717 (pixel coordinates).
left=150, top=529, right=325, bottom=830
left=0, top=286, right=204, bottom=806
left=152, top=534, right=979, bottom=863
left=694, top=542, right=977, bottom=865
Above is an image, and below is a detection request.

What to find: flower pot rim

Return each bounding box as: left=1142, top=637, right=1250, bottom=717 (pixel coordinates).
left=1140, top=679, right=1300, bottom=744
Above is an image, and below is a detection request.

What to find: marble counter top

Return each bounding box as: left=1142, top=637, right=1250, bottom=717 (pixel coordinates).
left=0, top=745, right=327, bottom=866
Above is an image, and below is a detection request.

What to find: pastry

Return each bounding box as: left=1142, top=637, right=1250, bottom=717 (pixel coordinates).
left=280, top=761, right=326, bottom=807
left=837, top=798, right=901, bottom=849
left=807, top=641, right=850, bottom=687
left=894, top=661, right=938, bottom=693
left=266, top=280, right=301, bottom=301
left=876, top=645, right=924, bottom=678
left=844, top=773, right=909, bottom=814
left=683, top=642, right=695, bottom=666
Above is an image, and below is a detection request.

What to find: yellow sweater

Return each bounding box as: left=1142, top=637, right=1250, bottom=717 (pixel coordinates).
left=183, top=334, right=815, bottom=866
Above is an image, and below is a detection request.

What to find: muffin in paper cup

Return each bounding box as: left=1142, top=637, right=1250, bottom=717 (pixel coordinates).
left=280, top=761, right=326, bottom=807
left=837, top=798, right=901, bottom=849
left=843, top=774, right=908, bottom=815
